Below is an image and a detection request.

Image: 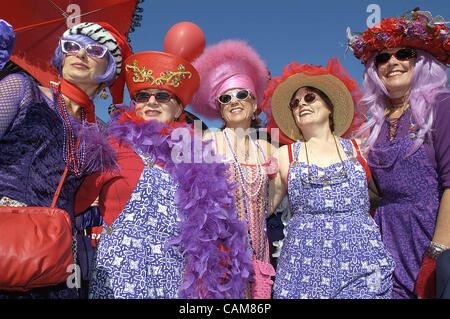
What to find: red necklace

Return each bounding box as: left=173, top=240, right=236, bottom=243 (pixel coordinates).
left=388, top=94, right=409, bottom=108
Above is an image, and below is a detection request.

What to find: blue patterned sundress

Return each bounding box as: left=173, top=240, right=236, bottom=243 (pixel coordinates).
left=89, top=151, right=185, bottom=299
left=273, top=138, right=395, bottom=299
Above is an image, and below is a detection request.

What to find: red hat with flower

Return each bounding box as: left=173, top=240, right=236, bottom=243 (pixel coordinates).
left=347, top=8, right=449, bottom=65
left=261, top=58, right=365, bottom=145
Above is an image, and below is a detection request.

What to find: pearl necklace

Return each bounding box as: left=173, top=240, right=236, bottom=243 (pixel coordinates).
left=223, top=129, right=264, bottom=198
left=223, top=129, right=268, bottom=260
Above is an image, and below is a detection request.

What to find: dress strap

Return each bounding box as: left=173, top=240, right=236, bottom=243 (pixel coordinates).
left=255, top=140, right=267, bottom=163
left=350, top=139, right=372, bottom=183
left=350, top=139, right=361, bottom=156
left=210, top=131, right=218, bottom=153
left=293, top=140, right=302, bottom=162
left=287, top=143, right=293, bottom=164
left=340, top=137, right=354, bottom=156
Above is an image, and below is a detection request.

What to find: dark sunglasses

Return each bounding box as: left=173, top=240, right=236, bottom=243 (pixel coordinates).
left=61, top=39, right=108, bottom=59
left=375, top=48, right=416, bottom=66
left=289, top=92, right=317, bottom=109
left=217, top=89, right=251, bottom=105
left=134, top=91, right=173, bottom=103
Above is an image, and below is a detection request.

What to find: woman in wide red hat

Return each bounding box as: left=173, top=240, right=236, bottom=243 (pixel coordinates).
left=262, top=57, right=395, bottom=299
left=74, top=23, right=253, bottom=299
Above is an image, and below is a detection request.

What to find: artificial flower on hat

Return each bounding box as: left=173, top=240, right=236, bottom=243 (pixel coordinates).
left=347, top=8, right=449, bottom=65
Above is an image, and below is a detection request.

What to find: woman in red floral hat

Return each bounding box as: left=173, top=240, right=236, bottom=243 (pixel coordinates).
left=348, top=9, right=450, bottom=299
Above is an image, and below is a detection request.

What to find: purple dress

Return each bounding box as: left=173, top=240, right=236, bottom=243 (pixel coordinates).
left=273, top=138, right=395, bottom=299
left=368, top=93, right=450, bottom=299
left=0, top=74, right=114, bottom=298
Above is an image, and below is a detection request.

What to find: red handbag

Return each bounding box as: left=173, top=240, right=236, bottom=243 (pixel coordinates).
left=0, top=166, right=75, bottom=291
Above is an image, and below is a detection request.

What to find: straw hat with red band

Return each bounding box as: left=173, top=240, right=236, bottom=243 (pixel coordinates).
left=124, top=51, right=200, bottom=108
left=348, top=9, right=450, bottom=65
left=261, top=57, right=364, bottom=144
left=63, top=22, right=132, bottom=104
left=190, top=39, right=270, bottom=120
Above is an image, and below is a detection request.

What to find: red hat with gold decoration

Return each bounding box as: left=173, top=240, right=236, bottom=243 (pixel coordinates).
left=124, top=22, right=205, bottom=107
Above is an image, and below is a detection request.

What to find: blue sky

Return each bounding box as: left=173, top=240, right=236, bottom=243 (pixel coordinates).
left=95, top=0, right=449, bottom=128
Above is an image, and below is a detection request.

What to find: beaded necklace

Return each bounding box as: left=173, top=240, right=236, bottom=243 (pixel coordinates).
left=223, top=129, right=264, bottom=197
left=53, top=88, right=86, bottom=178
left=223, top=129, right=267, bottom=260
left=300, top=135, right=348, bottom=184
left=386, top=96, right=410, bottom=141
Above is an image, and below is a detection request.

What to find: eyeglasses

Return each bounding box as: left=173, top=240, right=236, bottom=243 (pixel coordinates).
left=289, top=92, right=317, bottom=110
left=133, top=91, right=174, bottom=103
left=61, top=39, right=108, bottom=59
left=217, top=89, right=252, bottom=105
left=375, top=48, right=416, bottom=66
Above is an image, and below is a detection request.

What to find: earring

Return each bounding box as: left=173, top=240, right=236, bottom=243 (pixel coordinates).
left=50, top=75, right=62, bottom=87
left=99, top=88, right=109, bottom=99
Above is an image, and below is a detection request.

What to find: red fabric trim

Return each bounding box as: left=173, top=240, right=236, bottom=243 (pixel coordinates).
left=416, top=254, right=436, bottom=299
left=351, top=139, right=371, bottom=183
left=75, top=140, right=145, bottom=226
left=286, top=143, right=294, bottom=190
left=58, top=78, right=96, bottom=123
left=287, top=143, right=293, bottom=164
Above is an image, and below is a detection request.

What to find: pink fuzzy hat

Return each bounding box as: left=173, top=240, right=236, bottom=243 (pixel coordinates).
left=190, top=39, right=270, bottom=119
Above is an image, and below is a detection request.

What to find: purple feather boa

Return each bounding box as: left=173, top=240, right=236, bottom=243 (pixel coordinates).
left=107, top=112, right=254, bottom=299
left=78, top=121, right=118, bottom=175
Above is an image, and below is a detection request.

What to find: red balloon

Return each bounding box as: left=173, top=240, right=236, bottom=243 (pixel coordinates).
left=164, top=22, right=205, bottom=62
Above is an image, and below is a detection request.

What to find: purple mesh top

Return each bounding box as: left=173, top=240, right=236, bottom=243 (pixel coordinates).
left=0, top=74, right=34, bottom=137
left=377, top=93, right=450, bottom=189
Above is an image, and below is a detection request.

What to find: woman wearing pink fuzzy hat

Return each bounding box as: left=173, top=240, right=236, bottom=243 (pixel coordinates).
left=190, top=39, right=277, bottom=299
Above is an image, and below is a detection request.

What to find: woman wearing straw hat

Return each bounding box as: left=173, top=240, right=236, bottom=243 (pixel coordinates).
left=74, top=30, right=253, bottom=299
left=190, top=39, right=277, bottom=299
left=262, top=57, right=395, bottom=299
left=348, top=9, right=450, bottom=299
left=0, top=20, right=128, bottom=298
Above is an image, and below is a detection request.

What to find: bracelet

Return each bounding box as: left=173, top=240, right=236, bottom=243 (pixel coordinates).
left=425, top=241, right=449, bottom=260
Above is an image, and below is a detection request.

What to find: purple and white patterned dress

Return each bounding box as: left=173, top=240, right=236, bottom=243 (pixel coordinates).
left=89, top=151, right=184, bottom=299
left=273, top=137, right=395, bottom=299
